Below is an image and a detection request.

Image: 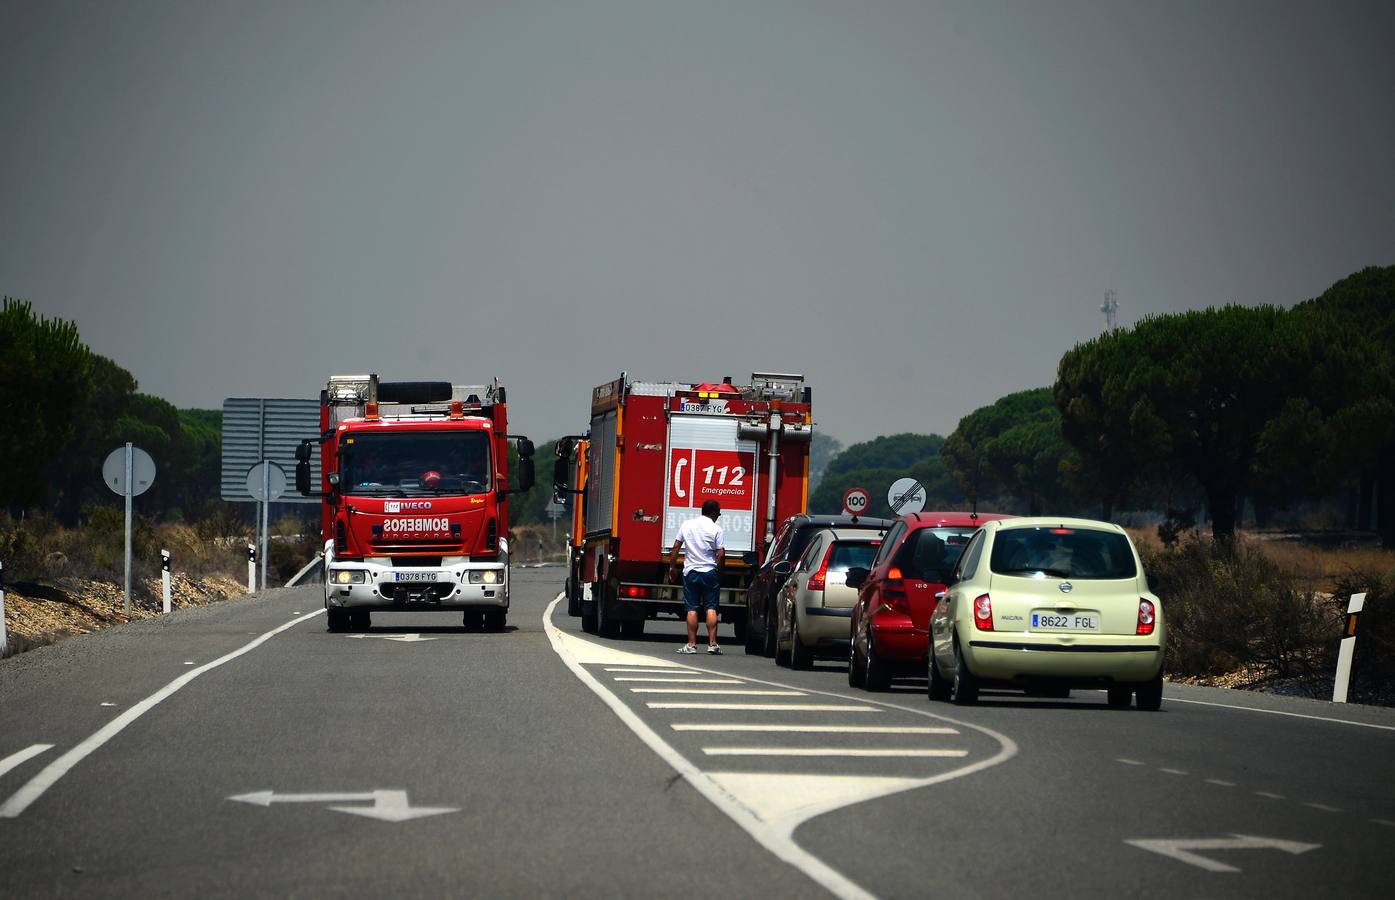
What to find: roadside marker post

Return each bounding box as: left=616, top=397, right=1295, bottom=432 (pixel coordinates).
left=102, top=443, right=156, bottom=617
left=161, top=550, right=172, bottom=614
left=1333, top=592, right=1367, bottom=703
left=247, top=544, right=257, bottom=593
left=1, top=559, right=8, bottom=658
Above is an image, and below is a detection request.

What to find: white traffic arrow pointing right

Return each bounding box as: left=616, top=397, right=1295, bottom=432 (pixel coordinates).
left=1125, top=834, right=1321, bottom=873
left=229, top=789, right=459, bottom=822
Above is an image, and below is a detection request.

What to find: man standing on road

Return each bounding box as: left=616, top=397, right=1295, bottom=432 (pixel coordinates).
left=669, top=500, right=725, bottom=655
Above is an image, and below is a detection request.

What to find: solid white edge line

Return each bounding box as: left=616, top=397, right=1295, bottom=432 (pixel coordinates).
left=1166, top=697, right=1395, bottom=732
left=544, top=593, right=1019, bottom=900
left=0, top=610, right=325, bottom=819
left=0, top=744, right=54, bottom=779
left=672, top=725, right=958, bottom=734
left=702, top=748, right=969, bottom=758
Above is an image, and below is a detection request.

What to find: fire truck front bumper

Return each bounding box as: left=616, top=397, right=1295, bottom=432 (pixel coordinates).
left=326, top=560, right=509, bottom=609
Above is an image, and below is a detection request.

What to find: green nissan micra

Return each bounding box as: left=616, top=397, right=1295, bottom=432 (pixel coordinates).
left=927, top=517, right=1165, bottom=710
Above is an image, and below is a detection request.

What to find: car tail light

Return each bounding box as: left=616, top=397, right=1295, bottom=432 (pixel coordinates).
left=883, top=566, right=911, bottom=616
left=485, top=518, right=498, bottom=551
left=807, top=546, right=835, bottom=591
left=622, top=585, right=651, bottom=599
left=973, top=593, right=994, bottom=631
left=1137, top=598, right=1155, bottom=635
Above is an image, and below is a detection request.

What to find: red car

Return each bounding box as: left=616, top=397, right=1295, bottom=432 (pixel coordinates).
left=846, top=511, right=1014, bottom=690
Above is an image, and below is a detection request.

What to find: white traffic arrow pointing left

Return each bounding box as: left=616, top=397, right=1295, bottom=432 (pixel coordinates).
left=228, top=789, right=459, bottom=822
left=1125, top=834, right=1321, bottom=873
left=344, top=633, right=438, bottom=642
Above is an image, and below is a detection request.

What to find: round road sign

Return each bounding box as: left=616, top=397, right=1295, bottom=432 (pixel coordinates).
left=887, top=477, right=927, bottom=515
left=246, top=461, right=287, bottom=502
left=842, top=487, right=871, bottom=517
left=102, top=445, right=157, bottom=497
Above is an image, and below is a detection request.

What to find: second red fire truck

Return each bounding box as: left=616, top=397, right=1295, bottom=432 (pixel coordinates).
left=555, top=372, right=813, bottom=639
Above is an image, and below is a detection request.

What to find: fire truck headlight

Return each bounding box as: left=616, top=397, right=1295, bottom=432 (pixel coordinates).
left=468, top=570, right=502, bottom=584
left=332, top=569, right=367, bottom=585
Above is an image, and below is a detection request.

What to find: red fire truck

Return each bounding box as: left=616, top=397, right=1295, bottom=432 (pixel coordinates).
left=554, top=373, right=812, bottom=639
left=295, top=374, right=534, bottom=632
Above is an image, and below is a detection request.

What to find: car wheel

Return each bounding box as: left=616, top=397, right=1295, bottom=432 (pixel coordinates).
left=950, top=641, right=978, bottom=705
left=848, top=632, right=866, bottom=688
left=790, top=613, right=813, bottom=670
left=1135, top=673, right=1164, bottom=711
left=774, top=605, right=792, bottom=667
left=762, top=602, right=778, bottom=658
left=927, top=647, right=951, bottom=702
left=326, top=607, right=349, bottom=633
left=743, top=599, right=762, bottom=654
left=731, top=615, right=747, bottom=644
left=620, top=618, right=645, bottom=639
left=484, top=608, right=507, bottom=632
left=1106, top=685, right=1132, bottom=708
left=864, top=633, right=891, bottom=692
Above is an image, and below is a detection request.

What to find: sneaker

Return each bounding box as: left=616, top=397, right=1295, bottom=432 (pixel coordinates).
left=677, top=644, right=697, bottom=654
left=707, top=644, right=723, bottom=655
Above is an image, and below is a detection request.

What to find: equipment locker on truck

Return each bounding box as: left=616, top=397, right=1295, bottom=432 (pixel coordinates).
left=553, top=373, right=812, bottom=640
left=296, top=374, right=534, bottom=632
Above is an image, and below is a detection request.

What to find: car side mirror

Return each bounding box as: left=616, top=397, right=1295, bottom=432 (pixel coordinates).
left=845, top=567, right=869, bottom=590
left=772, top=560, right=792, bottom=577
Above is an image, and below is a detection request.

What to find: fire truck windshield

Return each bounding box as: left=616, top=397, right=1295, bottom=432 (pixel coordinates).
left=342, top=431, right=492, bottom=497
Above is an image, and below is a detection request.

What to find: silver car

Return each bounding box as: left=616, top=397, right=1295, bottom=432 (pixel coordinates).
left=775, top=528, right=883, bottom=669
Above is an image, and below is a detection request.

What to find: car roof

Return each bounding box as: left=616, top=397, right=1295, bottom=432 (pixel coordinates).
left=817, top=527, right=888, bottom=542
left=898, top=511, right=1015, bottom=529
left=792, top=515, right=892, bottom=530
left=985, top=516, right=1126, bottom=535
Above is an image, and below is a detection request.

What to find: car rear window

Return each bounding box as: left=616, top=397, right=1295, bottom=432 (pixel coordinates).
left=829, top=542, right=878, bottom=573
left=897, top=527, right=977, bottom=581
left=989, top=527, right=1137, bottom=580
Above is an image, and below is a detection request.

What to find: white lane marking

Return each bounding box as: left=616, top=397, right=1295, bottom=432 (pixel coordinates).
left=0, top=610, right=324, bottom=819
left=1303, top=802, right=1342, bottom=813
left=704, top=747, right=969, bottom=758
left=1161, top=768, right=1188, bottom=776
left=545, top=595, right=1018, bottom=900
left=1126, top=834, right=1321, bottom=873
left=1205, top=779, right=1237, bottom=787
left=183, top=661, right=195, bottom=666
left=1372, top=819, right=1395, bottom=827
left=674, top=725, right=958, bottom=735
left=1117, top=758, right=1145, bottom=766
left=647, top=703, right=878, bottom=712
left=0, top=745, right=54, bottom=779
left=605, top=667, right=699, bottom=674
left=630, top=688, right=805, bottom=696
left=100, top=702, right=116, bottom=707
left=1168, top=697, right=1395, bottom=732
left=1255, top=791, right=1286, bottom=800
left=614, top=677, right=744, bottom=684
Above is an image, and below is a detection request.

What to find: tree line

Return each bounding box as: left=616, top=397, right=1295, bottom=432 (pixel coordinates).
left=0, top=298, right=224, bottom=524
left=812, top=266, right=1394, bottom=547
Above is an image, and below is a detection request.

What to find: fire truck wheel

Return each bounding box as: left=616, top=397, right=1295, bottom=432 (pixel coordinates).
left=580, top=594, right=598, bottom=634
left=620, top=619, right=645, bottom=639
left=596, top=588, right=620, bottom=638
left=326, top=608, right=350, bottom=633
left=484, top=608, right=507, bottom=632
left=348, top=610, right=371, bottom=631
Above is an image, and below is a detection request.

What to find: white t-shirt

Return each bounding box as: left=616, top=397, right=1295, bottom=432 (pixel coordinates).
left=676, top=515, right=725, bottom=574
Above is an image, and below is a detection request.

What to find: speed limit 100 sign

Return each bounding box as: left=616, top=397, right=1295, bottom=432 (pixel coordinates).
left=842, top=487, right=871, bottom=516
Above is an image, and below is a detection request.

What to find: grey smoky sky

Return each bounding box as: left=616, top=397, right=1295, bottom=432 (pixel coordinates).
left=3, top=0, right=1393, bottom=445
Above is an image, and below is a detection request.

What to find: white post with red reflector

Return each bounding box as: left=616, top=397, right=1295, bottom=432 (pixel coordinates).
left=1332, top=592, right=1366, bottom=703
left=1, top=559, right=8, bottom=658
left=247, top=543, right=256, bottom=593
left=161, top=549, right=172, bottom=614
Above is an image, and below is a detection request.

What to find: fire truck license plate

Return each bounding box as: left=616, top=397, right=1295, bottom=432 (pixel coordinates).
left=394, top=572, right=441, bottom=583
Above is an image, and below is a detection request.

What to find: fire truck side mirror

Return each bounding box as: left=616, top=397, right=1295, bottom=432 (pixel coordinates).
left=513, top=457, right=535, bottom=494
left=295, top=460, right=312, bottom=496
left=517, top=438, right=535, bottom=459
left=295, top=440, right=313, bottom=463
left=553, top=457, right=570, bottom=491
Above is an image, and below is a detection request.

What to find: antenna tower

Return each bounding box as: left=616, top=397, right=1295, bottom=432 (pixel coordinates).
left=1101, top=289, right=1119, bottom=333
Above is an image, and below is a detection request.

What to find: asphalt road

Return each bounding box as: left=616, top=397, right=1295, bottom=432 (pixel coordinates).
left=2, top=569, right=1392, bottom=898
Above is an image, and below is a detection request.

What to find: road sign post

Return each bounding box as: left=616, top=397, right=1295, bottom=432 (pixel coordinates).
left=103, top=443, right=156, bottom=616
left=842, top=487, right=870, bottom=518
left=1333, top=592, right=1367, bottom=703
left=247, top=462, right=286, bottom=592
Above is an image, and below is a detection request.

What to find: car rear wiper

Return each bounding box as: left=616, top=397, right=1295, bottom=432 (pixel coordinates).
left=1000, top=567, right=1071, bottom=579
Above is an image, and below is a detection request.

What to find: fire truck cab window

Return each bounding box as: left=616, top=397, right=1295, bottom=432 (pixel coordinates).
left=344, top=432, right=492, bottom=496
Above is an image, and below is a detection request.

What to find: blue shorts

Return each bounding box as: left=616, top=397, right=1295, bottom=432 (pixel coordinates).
left=683, top=569, right=721, bottom=613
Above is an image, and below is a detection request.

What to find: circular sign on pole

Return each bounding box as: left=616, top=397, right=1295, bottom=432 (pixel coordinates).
left=103, top=446, right=157, bottom=496
left=246, top=462, right=287, bottom=501
left=887, top=477, right=927, bottom=515
left=842, top=487, right=871, bottom=517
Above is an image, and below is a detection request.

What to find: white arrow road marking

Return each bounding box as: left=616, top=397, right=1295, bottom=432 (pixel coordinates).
left=1125, top=835, right=1321, bottom=873
left=545, top=595, right=1018, bottom=900
left=228, top=790, right=459, bottom=822
left=0, top=610, right=324, bottom=819
left=0, top=745, right=54, bottom=779
left=344, top=633, right=438, bottom=642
